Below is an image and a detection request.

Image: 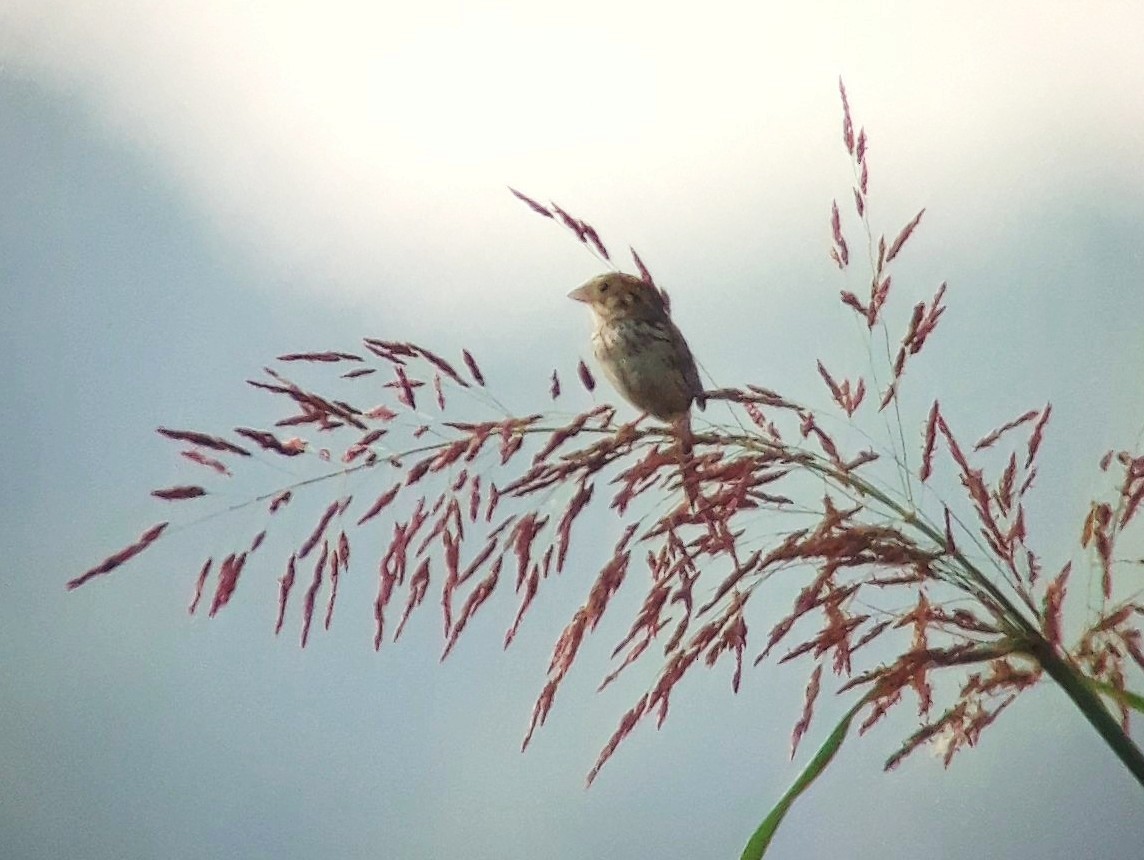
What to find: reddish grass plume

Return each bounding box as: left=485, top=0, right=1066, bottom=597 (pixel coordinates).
left=72, top=80, right=1144, bottom=848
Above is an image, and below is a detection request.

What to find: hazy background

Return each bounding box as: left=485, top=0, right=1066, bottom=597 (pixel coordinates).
left=3, top=1, right=1143, bottom=858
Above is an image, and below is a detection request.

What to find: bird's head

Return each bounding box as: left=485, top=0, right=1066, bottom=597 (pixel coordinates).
left=567, top=272, right=666, bottom=323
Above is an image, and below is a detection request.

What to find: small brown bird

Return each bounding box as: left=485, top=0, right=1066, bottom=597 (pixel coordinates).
left=568, top=272, right=706, bottom=422
left=569, top=272, right=706, bottom=507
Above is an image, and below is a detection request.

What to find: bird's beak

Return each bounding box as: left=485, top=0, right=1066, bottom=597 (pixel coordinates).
left=567, top=282, right=592, bottom=303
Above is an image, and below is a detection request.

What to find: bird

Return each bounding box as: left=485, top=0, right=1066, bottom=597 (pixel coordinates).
left=567, top=272, right=706, bottom=422
left=569, top=272, right=706, bottom=506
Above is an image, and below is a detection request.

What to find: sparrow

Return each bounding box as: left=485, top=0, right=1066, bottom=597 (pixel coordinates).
left=569, top=272, right=706, bottom=507
left=567, top=272, right=705, bottom=422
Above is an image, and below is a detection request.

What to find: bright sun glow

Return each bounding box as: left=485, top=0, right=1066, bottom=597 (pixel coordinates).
left=245, top=3, right=662, bottom=177
left=5, top=0, right=1142, bottom=300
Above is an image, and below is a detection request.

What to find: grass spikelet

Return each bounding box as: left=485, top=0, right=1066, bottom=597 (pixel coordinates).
left=885, top=209, right=926, bottom=262
left=67, top=522, right=169, bottom=589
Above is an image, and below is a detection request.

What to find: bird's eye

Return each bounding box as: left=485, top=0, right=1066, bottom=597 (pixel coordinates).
left=598, top=282, right=609, bottom=293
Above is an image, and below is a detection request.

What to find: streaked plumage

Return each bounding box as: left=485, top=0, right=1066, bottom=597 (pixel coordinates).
left=568, top=272, right=705, bottom=422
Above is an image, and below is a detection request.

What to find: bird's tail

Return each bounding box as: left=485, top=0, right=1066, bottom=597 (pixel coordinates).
left=674, top=415, right=701, bottom=512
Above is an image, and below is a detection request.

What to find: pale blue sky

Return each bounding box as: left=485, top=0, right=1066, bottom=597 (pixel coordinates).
left=3, top=2, right=1144, bottom=858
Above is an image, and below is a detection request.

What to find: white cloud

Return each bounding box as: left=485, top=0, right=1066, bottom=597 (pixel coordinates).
left=3, top=0, right=1142, bottom=309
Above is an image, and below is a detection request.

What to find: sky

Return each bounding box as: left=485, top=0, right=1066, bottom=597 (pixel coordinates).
left=3, top=1, right=1144, bottom=858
